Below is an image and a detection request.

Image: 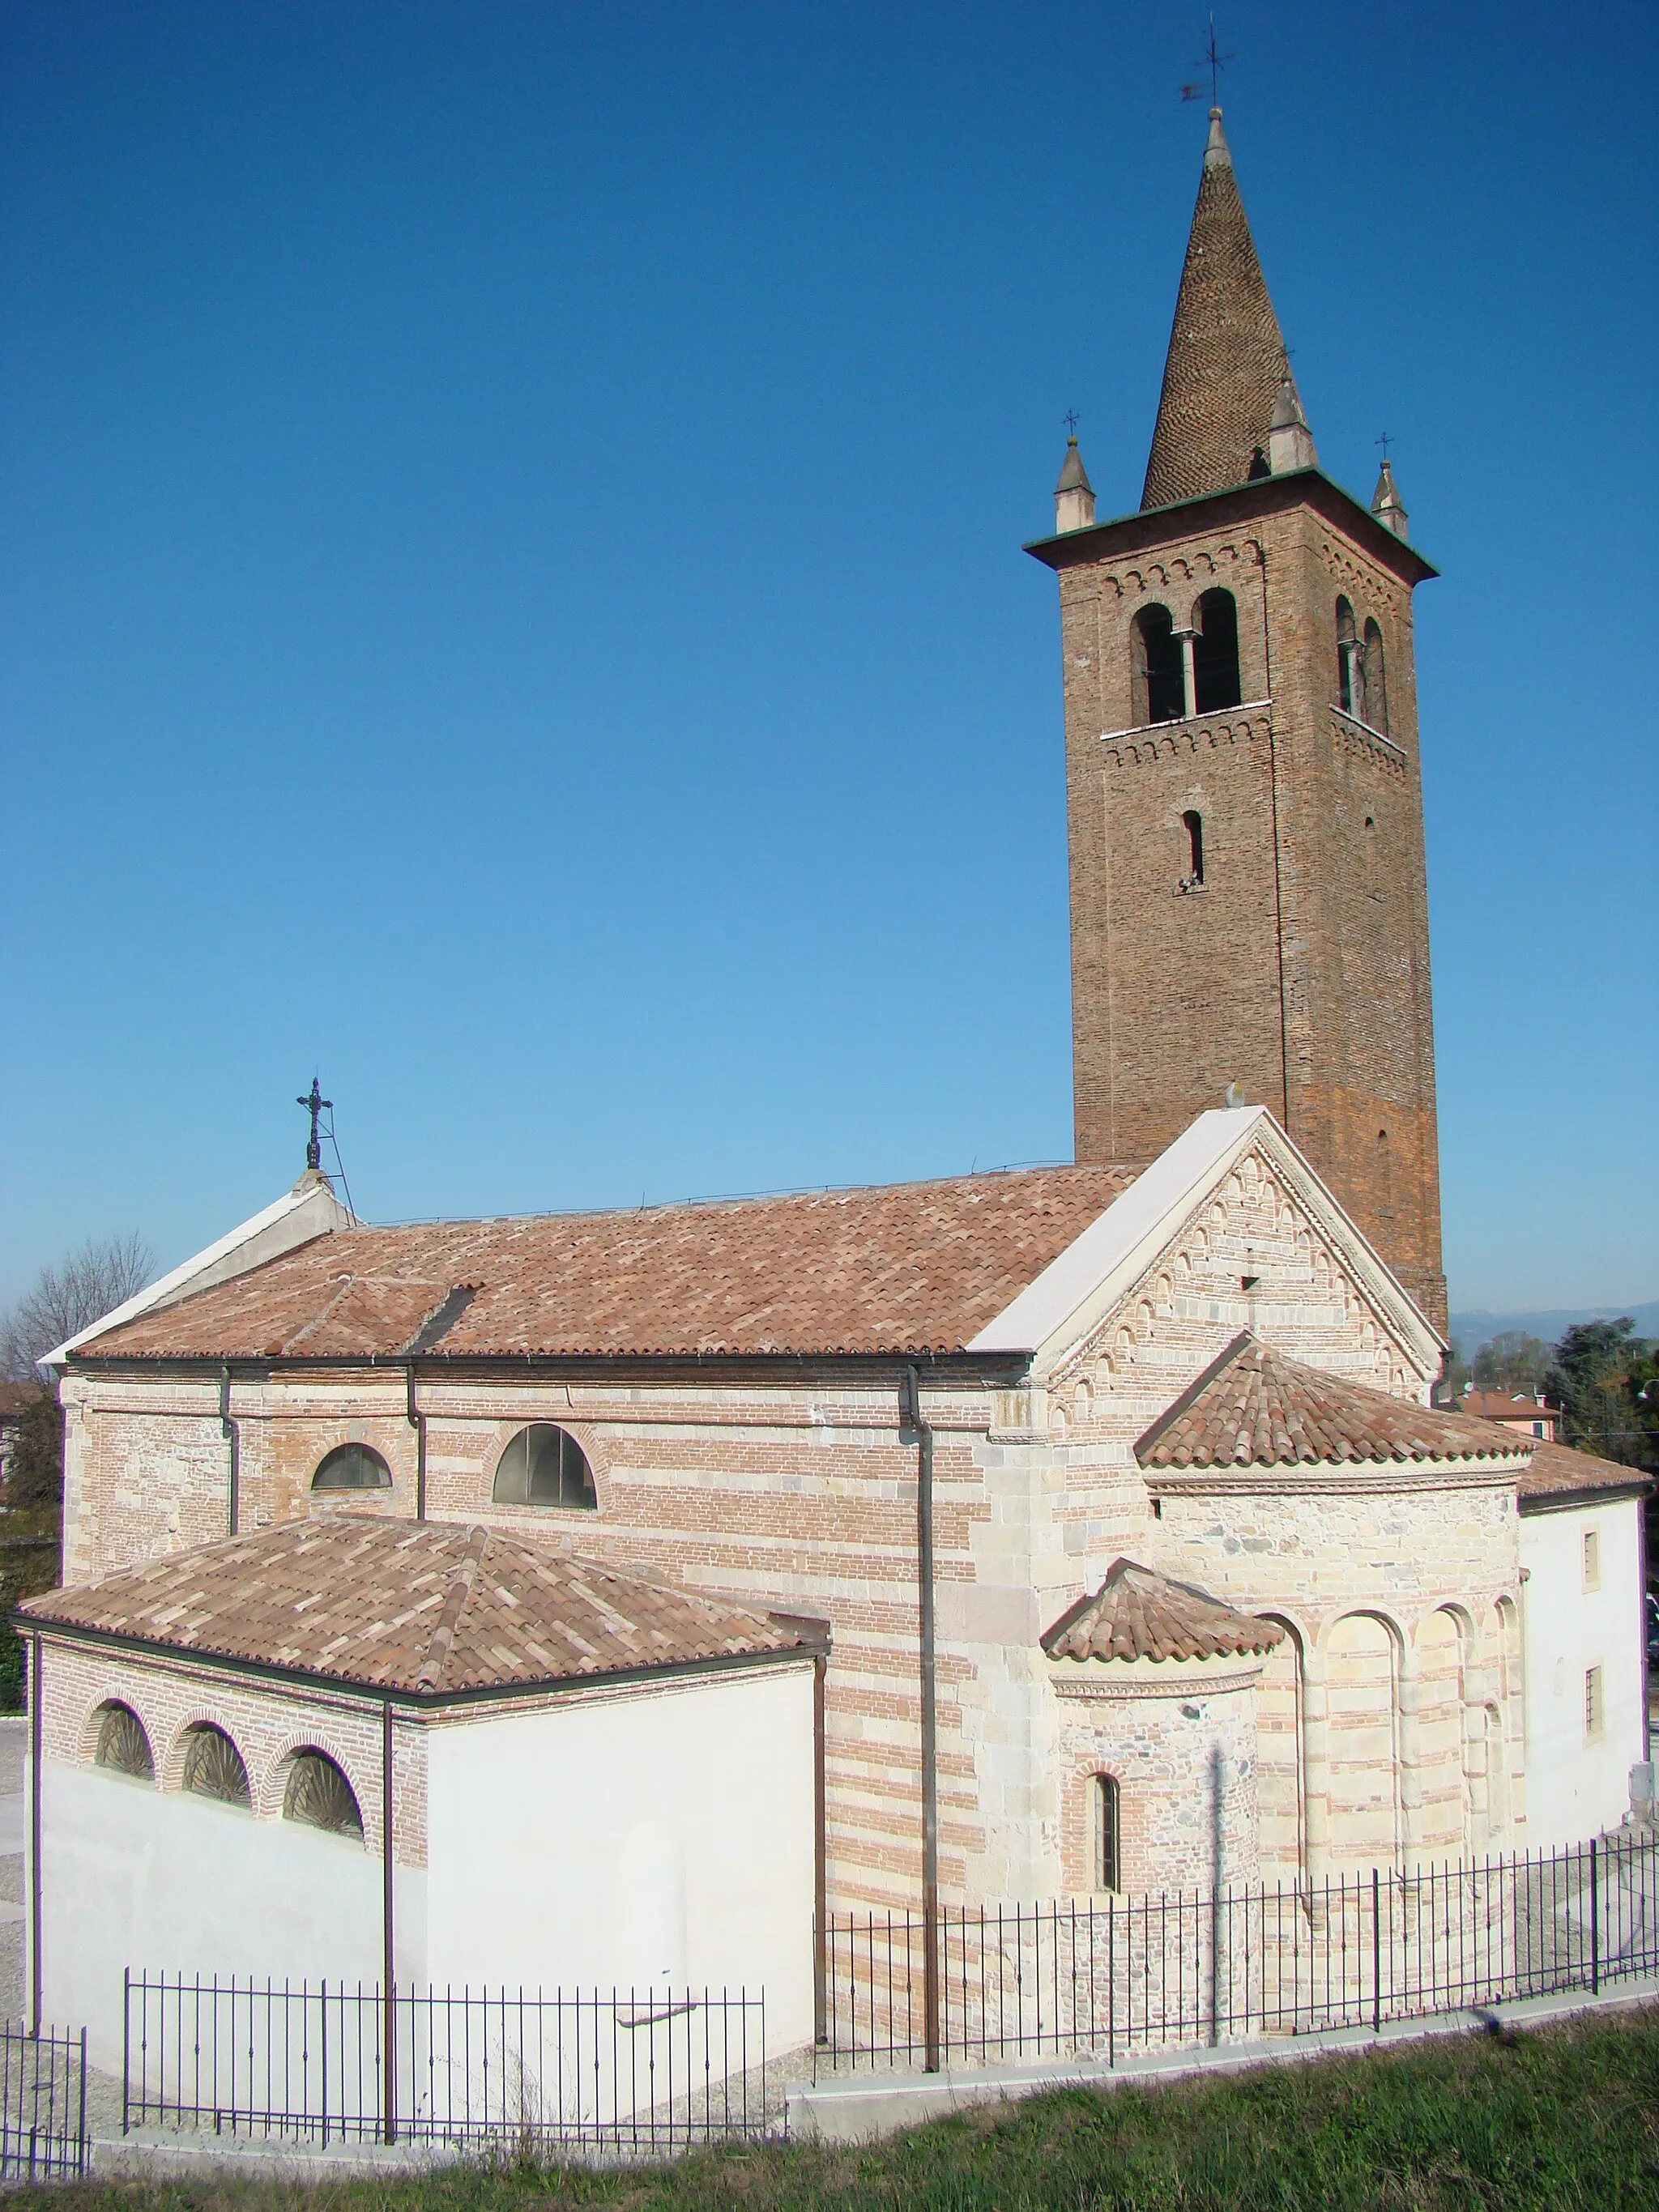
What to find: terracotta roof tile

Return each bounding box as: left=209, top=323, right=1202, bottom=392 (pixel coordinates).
left=1460, top=1392, right=1554, bottom=1423
left=72, top=1166, right=1141, bottom=1364
left=1516, top=1438, right=1653, bottom=1501
left=1137, top=1334, right=1531, bottom=1472
left=19, top=1518, right=817, bottom=1694
left=1043, top=1560, right=1284, bottom=1664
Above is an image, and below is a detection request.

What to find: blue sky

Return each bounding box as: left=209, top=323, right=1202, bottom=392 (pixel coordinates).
left=2, top=0, right=1653, bottom=1315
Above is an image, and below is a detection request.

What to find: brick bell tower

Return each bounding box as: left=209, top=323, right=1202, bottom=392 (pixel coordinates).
left=1027, top=107, right=1447, bottom=1333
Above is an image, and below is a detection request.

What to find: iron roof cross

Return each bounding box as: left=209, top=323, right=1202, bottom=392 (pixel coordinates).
left=297, top=1077, right=332, bottom=1173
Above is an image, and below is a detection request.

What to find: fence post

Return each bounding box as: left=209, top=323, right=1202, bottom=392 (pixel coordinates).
left=1371, top=1867, right=1382, bottom=2035
left=122, top=1969, right=130, bottom=2137
left=77, top=2031, right=87, bottom=2178
left=1589, top=1839, right=1599, bottom=1997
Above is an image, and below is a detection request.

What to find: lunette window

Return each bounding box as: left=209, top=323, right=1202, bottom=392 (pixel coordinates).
left=181, top=1724, right=252, bottom=1809
left=313, top=1443, right=394, bottom=1491
left=94, top=1702, right=155, bottom=1782
left=284, top=1750, right=364, bottom=1839
left=493, top=1424, right=598, bottom=1510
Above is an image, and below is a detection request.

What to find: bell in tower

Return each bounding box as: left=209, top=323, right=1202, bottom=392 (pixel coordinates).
left=1027, top=108, right=1446, bottom=1334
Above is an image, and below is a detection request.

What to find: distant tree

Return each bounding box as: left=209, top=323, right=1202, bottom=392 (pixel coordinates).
left=0, top=1232, right=155, bottom=1380
left=1470, top=1331, right=1552, bottom=1397
left=1546, top=1318, right=1659, bottom=1472
left=0, top=1387, right=63, bottom=1713
left=4, top=1388, right=62, bottom=1510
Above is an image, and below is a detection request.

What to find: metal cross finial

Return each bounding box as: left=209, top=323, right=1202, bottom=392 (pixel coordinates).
left=1063, top=409, right=1080, bottom=440
left=1376, top=429, right=1395, bottom=461
left=297, top=1077, right=332, bottom=1173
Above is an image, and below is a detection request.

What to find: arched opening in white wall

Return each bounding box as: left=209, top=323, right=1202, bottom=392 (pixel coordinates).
left=93, top=1702, right=154, bottom=1783
left=1324, top=1613, right=1400, bottom=1868
left=181, top=1724, right=251, bottom=1809
left=284, top=1750, right=364, bottom=1840
left=1256, top=1618, right=1305, bottom=1881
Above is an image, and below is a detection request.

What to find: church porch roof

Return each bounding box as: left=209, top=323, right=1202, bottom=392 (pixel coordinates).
left=1042, top=1559, right=1283, bottom=1664
left=19, top=1515, right=820, bottom=1698
left=1136, top=1333, right=1531, bottom=1473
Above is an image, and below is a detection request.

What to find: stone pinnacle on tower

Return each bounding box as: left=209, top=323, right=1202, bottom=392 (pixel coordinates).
left=1371, top=454, right=1410, bottom=539
left=1054, top=430, right=1096, bottom=532
left=1141, top=108, right=1307, bottom=509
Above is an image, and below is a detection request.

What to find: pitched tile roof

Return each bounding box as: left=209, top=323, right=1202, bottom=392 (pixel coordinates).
left=19, top=1518, right=817, bottom=1696
left=1516, top=1438, right=1653, bottom=1502
left=1136, top=1334, right=1532, bottom=1473
left=71, top=1166, right=1141, bottom=1363
left=1042, top=1559, right=1284, bottom=1664
left=1460, top=1391, right=1555, bottom=1424
left=1142, top=109, right=1296, bottom=509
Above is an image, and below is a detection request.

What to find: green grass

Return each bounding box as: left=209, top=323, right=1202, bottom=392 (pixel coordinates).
left=28, top=2009, right=1659, bottom=2212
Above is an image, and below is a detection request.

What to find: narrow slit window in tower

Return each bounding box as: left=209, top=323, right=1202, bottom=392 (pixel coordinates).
left=1133, top=605, right=1185, bottom=724
left=1192, top=589, right=1242, bottom=713
left=1181, top=809, right=1205, bottom=889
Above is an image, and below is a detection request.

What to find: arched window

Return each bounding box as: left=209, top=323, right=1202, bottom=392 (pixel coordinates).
left=1132, top=605, right=1185, bottom=725
left=94, top=1702, right=154, bottom=1782
left=493, top=1424, right=598, bottom=1510
left=1180, top=809, right=1205, bottom=889
left=313, top=1444, right=393, bottom=1492
left=1094, top=1775, right=1122, bottom=1892
left=284, top=1750, right=364, bottom=1839
left=1192, top=588, right=1242, bottom=714
left=1363, top=618, right=1388, bottom=734
left=181, top=1724, right=251, bottom=1809
left=1336, top=597, right=1360, bottom=715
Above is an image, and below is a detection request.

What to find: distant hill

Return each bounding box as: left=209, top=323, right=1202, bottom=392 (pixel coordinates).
left=1448, top=1301, right=1659, bottom=1356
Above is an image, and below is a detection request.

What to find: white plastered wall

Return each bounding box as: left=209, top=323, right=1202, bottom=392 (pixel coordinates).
left=424, top=1660, right=817, bottom=2054
left=1519, top=1494, right=1645, bottom=1851
left=40, top=1761, right=425, bottom=2076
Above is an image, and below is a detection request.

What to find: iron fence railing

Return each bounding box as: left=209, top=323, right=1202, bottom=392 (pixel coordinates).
left=123, top=1976, right=770, bottom=2150
left=821, top=1835, right=1659, bottom=2071
left=0, top=2023, right=89, bottom=2179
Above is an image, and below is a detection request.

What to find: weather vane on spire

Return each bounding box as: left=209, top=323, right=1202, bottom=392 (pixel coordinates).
left=1181, top=13, right=1231, bottom=105
left=1063, top=409, right=1080, bottom=439
left=1376, top=429, right=1395, bottom=461
left=297, top=1077, right=332, bottom=1173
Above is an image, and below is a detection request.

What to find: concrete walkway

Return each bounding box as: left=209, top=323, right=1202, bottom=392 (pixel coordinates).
left=784, top=1975, right=1659, bottom=2143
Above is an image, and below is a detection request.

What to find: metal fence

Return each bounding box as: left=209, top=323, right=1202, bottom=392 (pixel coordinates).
left=123, top=1975, right=770, bottom=2151
left=0, top=2024, right=89, bottom=2180
left=821, top=1834, right=1659, bottom=2071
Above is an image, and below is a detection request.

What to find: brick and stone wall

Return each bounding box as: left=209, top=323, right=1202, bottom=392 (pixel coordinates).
left=1053, top=493, right=1445, bottom=1330
left=58, top=1134, right=1515, bottom=1913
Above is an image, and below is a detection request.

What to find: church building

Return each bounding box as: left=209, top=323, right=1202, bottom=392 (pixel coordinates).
left=21, top=108, right=1650, bottom=2063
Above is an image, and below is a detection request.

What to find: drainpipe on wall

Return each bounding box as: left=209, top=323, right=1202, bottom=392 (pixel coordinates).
left=902, top=1364, right=940, bottom=2074
left=28, top=1632, right=42, bottom=2036
left=382, top=1698, right=396, bottom=2144
left=812, top=1653, right=828, bottom=2048
left=405, top=1367, right=427, bottom=1522
left=219, top=1367, right=240, bottom=1537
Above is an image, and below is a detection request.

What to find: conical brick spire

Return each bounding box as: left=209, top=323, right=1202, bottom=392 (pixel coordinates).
left=1141, top=109, right=1300, bottom=509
